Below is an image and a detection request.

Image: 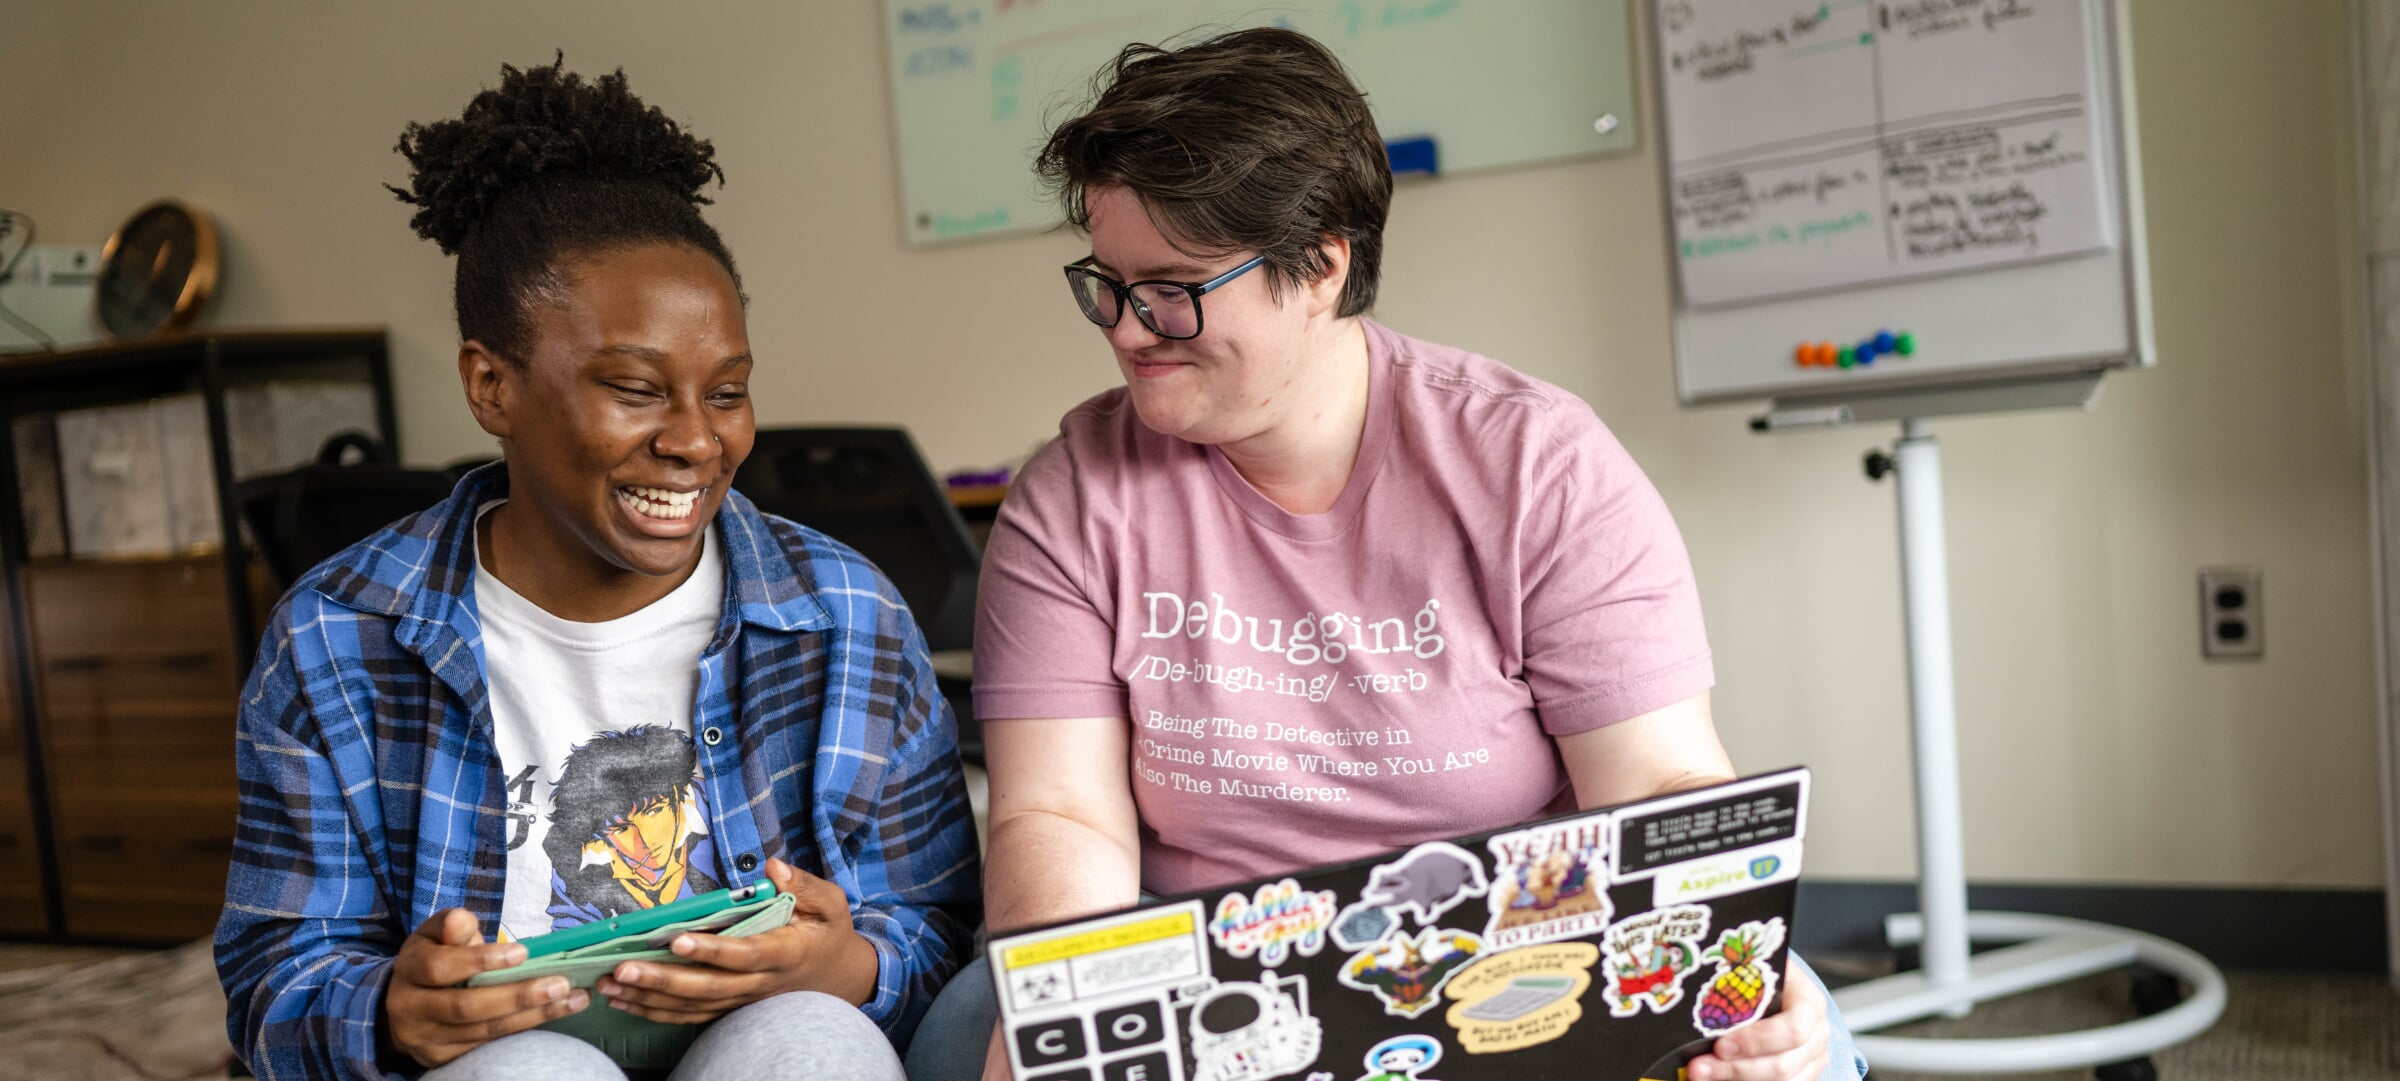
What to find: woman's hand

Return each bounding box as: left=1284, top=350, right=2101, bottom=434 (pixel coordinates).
left=383, top=908, right=588, bottom=1067
left=980, top=1027, right=1014, bottom=1081
left=595, top=858, right=878, bottom=1024
left=1685, top=959, right=1831, bottom=1081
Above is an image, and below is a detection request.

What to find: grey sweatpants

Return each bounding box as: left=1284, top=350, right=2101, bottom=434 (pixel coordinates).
left=425, top=990, right=903, bottom=1081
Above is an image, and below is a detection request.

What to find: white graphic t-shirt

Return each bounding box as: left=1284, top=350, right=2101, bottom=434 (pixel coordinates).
left=474, top=502, right=728, bottom=943
left=974, top=320, right=1715, bottom=895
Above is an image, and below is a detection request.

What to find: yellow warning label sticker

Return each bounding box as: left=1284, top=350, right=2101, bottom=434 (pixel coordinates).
left=1000, top=910, right=1197, bottom=970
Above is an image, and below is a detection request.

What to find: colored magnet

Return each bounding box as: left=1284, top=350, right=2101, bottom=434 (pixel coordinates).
left=1836, top=348, right=1855, bottom=370
left=1384, top=136, right=1438, bottom=177
left=1873, top=330, right=1897, bottom=354
left=1793, top=343, right=1813, bottom=367
left=1895, top=331, right=1916, bottom=356
left=1855, top=340, right=1877, bottom=366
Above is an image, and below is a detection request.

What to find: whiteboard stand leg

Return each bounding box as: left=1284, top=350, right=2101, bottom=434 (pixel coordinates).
left=1830, top=419, right=2228, bottom=1074
left=1894, top=419, right=1975, bottom=1021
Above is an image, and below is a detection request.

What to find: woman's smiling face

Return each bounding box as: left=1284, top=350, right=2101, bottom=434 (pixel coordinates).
left=476, top=241, right=755, bottom=583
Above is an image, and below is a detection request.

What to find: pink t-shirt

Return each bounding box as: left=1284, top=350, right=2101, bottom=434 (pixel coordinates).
left=974, top=319, right=1713, bottom=895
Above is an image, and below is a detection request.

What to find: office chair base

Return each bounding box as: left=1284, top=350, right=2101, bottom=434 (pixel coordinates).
left=1836, top=911, right=2226, bottom=1075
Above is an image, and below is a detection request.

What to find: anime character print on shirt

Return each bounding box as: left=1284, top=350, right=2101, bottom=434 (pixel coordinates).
left=541, top=725, right=721, bottom=926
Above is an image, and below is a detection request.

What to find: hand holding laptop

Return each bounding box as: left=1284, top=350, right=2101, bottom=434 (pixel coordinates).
left=1685, top=963, right=1831, bottom=1081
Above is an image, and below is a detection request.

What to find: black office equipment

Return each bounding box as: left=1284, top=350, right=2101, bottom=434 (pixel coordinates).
left=733, top=428, right=984, bottom=756
left=234, top=432, right=457, bottom=591
left=734, top=427, right=981, bottom=650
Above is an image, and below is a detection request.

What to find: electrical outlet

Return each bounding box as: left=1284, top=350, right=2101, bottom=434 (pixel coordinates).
left=38, top=245, right=103, bottom=286
left=2199, top=566, right=2262, bottom=660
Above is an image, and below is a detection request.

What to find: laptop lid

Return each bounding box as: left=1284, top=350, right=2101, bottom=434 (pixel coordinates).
left=989, top=768, right=1810, bottom=1081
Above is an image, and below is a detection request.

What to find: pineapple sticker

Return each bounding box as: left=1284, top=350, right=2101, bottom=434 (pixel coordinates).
left=1692, top=917, right=1786, bottom=1037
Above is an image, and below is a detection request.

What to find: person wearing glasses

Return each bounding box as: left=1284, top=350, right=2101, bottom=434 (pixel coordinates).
left=906, top=27, right=1866, bottom=1081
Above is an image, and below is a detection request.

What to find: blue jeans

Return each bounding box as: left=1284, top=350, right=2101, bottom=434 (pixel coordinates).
left=904, top=952, right=1868, bottom=1081
left=427, top=990, right=904, bottom=1081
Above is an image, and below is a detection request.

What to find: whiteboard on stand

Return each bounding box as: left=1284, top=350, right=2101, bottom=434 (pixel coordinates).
left=1657, top=0, right=2151, bottom=407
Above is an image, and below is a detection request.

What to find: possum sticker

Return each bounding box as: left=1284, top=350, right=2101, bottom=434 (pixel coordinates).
left=1483, top=816, right=1613, bottom=950
left=1600, top=905, right=1712, bottom=1018
left=1338, top=927, right=1484, bottom=1018
left=1332, top=841, right=1488, bottom=950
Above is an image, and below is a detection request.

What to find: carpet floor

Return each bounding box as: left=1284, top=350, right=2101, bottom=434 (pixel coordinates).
left=1817, top=957, right=2400, bottom=1080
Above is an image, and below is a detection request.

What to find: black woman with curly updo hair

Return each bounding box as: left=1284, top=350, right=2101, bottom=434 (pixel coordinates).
left=213, top=57, right=978, bottom=1081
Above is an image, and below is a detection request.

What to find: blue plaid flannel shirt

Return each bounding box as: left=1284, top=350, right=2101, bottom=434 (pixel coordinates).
left=215, top=464, right=980, bottom=1080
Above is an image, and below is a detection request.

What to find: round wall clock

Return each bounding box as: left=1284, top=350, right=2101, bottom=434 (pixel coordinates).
left=96, top=199, right=218, bottom=340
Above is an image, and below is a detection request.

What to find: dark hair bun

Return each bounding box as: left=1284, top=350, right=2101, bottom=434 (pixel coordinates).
left=390, top=53, right=724, bottom=254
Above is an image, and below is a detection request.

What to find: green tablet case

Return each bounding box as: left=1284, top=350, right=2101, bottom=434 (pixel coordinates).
left=466, top=890, right=796, bottom=1069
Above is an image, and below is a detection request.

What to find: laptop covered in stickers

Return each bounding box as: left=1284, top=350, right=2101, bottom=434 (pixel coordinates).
left=987, top=768, right=1809, bottom=1081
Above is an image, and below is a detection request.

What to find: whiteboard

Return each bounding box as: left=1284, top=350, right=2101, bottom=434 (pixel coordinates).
left=1659, top=0, right=2152, bottom=405
left=882, top=0, right=1640, bottom=245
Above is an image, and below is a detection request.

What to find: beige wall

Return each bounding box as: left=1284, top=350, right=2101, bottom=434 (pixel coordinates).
left=1, top=0, right=2375, bottom=888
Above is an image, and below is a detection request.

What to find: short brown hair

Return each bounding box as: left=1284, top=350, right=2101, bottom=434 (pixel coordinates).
left=1038, top=27, right=1392, bottom=318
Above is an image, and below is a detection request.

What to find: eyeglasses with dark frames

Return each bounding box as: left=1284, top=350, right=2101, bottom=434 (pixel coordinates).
left=1062, top=254, right=1267, bottom=341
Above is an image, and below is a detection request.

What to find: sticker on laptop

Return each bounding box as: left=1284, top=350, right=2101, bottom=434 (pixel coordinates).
left=990, top=902, right=1213, bottom=1081
left=1440, top=941, right=1601, bottom=1053
left=1353, top=1034, right=1444, bottom=1081
left=1693, top=918, right=1786, bottom=1037
left=993, top=901, right=1210, bottom=1014
left=1359, top=841, right=1490, bottom=926
left=1600, top=904, right=1712, bottom=1017
left=1649, top=839, right=1803, bottom=906
left=1330, top=900, right=1399, bottom=951
left=1331, top=840, right=1488, bottom=951
left=1338, top=926, right=1484, bottom=1018
left=1211, top=878, right=1339, bottom=967
left=1484, top=816, right=1613, bottom=950
left=1178, top=972, right=1324, bottom=1081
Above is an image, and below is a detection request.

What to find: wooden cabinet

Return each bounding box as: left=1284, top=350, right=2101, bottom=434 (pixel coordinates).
left=0, top=603, right=46, bottom=934
left=0, top=330, right=393, bottom=942
left=22, top=556, right=271, bottom=939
